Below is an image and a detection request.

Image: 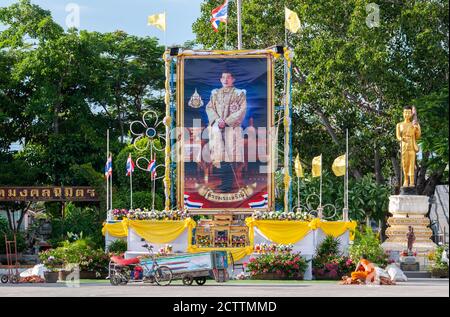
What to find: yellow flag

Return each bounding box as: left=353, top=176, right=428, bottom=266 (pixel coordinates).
left=312, top=155, right=322, bottom=178
left=148, top=13, right=166, bottom=31
left=332, top=154, right=346, bottom=177
left=294, top=155, right=304, bottom=178
left=285, top=7, right=301, bottom=33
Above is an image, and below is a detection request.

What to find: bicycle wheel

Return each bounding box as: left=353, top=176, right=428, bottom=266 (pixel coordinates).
left=110, top=275, right=121, bottom=286
left=154, top=266, right=173, bottom=286
left=1, top=275, right=8, bottom=284
left=10, top=275, right=19, bottom=284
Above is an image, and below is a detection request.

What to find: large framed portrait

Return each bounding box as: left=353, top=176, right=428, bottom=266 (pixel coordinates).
left=177, top=53, right=275, bottom=213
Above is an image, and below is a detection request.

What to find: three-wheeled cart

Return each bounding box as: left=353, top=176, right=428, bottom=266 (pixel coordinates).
left=135, top=251, right=229, bottom=286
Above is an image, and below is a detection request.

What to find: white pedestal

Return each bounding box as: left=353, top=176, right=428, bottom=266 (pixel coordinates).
left=382, top=195, right=437, bottom=264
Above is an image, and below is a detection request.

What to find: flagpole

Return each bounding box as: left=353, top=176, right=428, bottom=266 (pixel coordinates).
left=106, top=129, right=109, bottom=218
left=152, top=154, right=156, bottom=211
left=110, top=152, right=113, bottom=212
left=130, top=154, right=133, bottom=210
left=318, top=154, right=323, bottom=219
left=237, top=0, right=242, bottom=49
left=297, top=176, right=301, bottom=211
left=343, top=129, right=349, bottom=221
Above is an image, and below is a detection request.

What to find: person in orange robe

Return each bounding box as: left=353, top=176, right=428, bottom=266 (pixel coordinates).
left=351, top=254, right=375, bottom=283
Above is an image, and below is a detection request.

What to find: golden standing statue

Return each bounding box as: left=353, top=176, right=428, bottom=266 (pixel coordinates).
left=396, top=106, right=421, bottom=187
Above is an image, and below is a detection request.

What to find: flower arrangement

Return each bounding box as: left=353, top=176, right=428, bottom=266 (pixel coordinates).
left=112, top=209, right=128, bottom=220
left=214, top=236, right=228, bottom=248
left=156, top=244, right=173, bottom=257
left=231, top=235, right=247, bottom=247
left=112, top=208, right=189, bottom=221
left=245, top=251, right=308, bottom=279
left=401, top=250, right=417, bottom=257
left=254, top=243, right=293, bottom=254
left=252, top=211, right=312, bottom=221
left=197, top=236, right=211, bottom=247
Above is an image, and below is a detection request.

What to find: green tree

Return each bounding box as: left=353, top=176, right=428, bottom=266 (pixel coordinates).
left=193, top=0, right=449, bottom=215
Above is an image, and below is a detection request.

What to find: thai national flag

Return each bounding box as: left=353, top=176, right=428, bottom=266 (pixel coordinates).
left=147, top=159, right=157, bottom=180
left=210, top=0, right=228, bottom=32
left=248, top=194, right=269, bottom=209
left=104, top=155, right=112, bottom=179
left=184, top=194, right=204, bottom=209
left=126, top=154, right=135, bottom=176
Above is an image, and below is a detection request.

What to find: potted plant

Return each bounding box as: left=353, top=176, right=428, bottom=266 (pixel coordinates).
left=245, top=251, right=308, bottom=280
left=429, top=245, right=449, bottom=278
left=39, top=239, right=110, bottom=280
left=39, top=254, right=63, bottom=283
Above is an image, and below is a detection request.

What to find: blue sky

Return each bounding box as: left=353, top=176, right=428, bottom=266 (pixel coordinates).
left=1, top=0, right=206, bottom=45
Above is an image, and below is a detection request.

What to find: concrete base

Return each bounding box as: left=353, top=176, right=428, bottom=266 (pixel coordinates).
left=382, top=195, right=437, bottom=261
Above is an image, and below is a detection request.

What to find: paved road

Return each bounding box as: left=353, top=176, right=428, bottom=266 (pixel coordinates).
left=0, top=279, right=448, bottom=297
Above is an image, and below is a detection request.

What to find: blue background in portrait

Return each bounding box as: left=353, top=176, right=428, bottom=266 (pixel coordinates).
left=183, top=58, right=268, bottom=128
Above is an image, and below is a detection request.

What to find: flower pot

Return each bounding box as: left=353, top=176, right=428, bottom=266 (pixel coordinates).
left=44, top=272, right=59, bottom=283
left=58, top=270, right=72, bottom=281
left=431, top=267, right=449, bottom=278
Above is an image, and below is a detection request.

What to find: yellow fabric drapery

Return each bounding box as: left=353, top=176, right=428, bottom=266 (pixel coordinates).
left=246, top=218, right=312, bottom=244
left=322, top=220, right=357, bottom=241
left=102, top=221, right=128, bottom=238
left=246, top=218, right=357, bottom=244
left=103, top=217, right=356, bottom=245
left=187, top=245, right=253, bottom=262
left=121, top=218, right=196, bottom=244
left=308, top=218, right=357, bottom=240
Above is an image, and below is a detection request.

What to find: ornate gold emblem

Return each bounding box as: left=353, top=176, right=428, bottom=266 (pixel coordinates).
left=188, top=89, right=204, bottom=108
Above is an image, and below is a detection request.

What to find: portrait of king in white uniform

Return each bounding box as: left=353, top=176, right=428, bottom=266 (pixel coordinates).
left=206, top=72, right=247, bottom=173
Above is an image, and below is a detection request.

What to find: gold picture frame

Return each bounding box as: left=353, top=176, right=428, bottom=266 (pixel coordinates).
left=176, top=51, right=276, bottom=214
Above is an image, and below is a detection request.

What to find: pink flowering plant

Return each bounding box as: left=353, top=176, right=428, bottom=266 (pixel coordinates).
left=245, top=252, right=308, bottom=279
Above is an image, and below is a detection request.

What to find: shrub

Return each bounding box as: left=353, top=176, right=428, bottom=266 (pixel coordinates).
left=39, top=239, right=109, bottom=277
left=349, top=227, right=389, bottom=267
left=50, top=203, right=104, bottom=248
left=0, top=217, right=27, bottom=255
left=107, top=239, right=127, bottom=254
